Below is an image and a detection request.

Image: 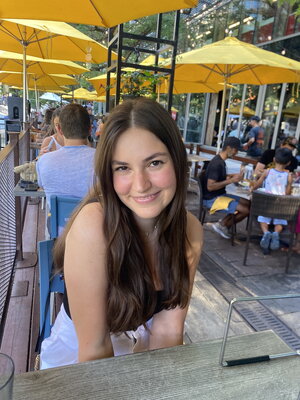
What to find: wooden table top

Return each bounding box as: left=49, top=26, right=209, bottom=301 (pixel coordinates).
left=14, top=331, right=300, bottom=400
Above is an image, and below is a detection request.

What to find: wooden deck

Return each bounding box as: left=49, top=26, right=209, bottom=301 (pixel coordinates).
left=2, top=201, right=300, bottom=373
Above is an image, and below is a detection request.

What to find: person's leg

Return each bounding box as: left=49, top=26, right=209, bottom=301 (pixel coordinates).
left=270, top=224, right=282, bottom=250
left=258, top=216, right=272, bottom=249
left=222, top=198, right=250, bottom=228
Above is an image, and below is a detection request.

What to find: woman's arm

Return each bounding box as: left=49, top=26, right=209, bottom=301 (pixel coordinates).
left=39, top=137, right=52, bottom=156
left=147, top=212, right=203, bottom=351
left=64, top=202, right=114, bottom=363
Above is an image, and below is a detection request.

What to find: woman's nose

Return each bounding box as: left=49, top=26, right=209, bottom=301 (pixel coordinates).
left=133, top=171, right=151, bottom=192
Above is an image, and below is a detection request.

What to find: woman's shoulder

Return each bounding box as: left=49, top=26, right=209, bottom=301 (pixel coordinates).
left=186, top=211, right=203, bottom=264
left=67, top=201, right=105, bottom=246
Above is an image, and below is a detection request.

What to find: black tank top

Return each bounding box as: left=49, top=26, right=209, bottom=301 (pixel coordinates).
left=63, top=287, right=167, bottom=322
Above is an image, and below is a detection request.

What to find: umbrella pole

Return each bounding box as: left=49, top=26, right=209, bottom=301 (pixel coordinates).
left=217, top=79, right=227, bottom=153
left=183, top=93, right=191, bottom=141
left=22, top=43, right=28, bottom=126
left=34, top=79, right=38, bottom=113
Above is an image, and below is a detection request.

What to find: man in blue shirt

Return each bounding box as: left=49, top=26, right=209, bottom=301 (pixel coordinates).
left=243, top=115, right=264, bottom=157
left=37, top=104, right=96, bottom=208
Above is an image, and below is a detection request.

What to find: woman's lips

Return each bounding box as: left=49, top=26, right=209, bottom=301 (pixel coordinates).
left=132, top=192, right=160, bottom=204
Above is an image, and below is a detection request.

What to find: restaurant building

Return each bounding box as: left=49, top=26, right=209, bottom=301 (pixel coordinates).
left=180, top=0, right=300, bottom=150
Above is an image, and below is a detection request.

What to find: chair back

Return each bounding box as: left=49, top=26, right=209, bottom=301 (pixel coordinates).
left=250, top=191, right=300, bottom=222
left=38, top=239, right=65, bottom=342
left=50, top=195, right=81, bottom=239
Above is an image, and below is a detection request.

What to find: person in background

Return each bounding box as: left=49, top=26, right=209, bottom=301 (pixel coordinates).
left=95, top=114, right=108, bottom=140
left=39, top=108, right=63, bottom=155
left=252, top=147, right=293, bottom=251
left=40, top=108, right=55, bottom=135
left=255, top=137, right=298, bottom=175
left=36, top=104, right=96, bottom=208
left=87, top=105, right=97, bottom=142
left=203, top=137, right=250, bottom=239
left=243, top=115, right=264, bottom=157
left=40, top=98, right=203, bottom=369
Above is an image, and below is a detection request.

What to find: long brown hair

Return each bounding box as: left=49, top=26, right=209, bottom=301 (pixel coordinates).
left=54, top=98, right=189, bottom=333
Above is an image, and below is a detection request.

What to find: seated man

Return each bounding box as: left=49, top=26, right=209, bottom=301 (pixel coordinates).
left=254, top=136, right=298, bottom=176
left=203, top=137, right=250, bottom=239
left=36, top=104, right=96, bottom=208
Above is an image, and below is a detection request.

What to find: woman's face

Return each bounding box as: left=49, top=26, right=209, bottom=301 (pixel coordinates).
left=111, top=127, right=177, bottom=224
left=53, top=116, right=60, bottom=134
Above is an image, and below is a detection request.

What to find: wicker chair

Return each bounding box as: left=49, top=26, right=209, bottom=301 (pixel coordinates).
left=243, top=190, right=300, bottom=272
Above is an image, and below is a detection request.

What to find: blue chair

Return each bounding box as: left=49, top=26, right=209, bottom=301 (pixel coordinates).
left=37, top=239, right=65, bottom=344
left=50, top=195, right=81, bottom=239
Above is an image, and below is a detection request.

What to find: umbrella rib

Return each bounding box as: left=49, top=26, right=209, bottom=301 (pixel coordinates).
left=89, top=0, right=108, bottom=26
left=0, top=23, right=23, bottom=44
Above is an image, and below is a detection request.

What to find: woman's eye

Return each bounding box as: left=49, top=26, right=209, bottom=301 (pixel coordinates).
left=114, top=166, right=128, bottom=172
left=149, top=160, right=163, bottom=167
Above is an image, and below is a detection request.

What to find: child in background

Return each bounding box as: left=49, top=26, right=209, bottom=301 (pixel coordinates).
left=252, top=147, right=293, bottom=251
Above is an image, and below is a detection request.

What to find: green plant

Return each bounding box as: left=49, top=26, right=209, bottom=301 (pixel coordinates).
left=120, top=70, right=166, bottom=100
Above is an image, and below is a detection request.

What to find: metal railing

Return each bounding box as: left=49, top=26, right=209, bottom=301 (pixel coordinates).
left=0, top=128, right=30, bottom=344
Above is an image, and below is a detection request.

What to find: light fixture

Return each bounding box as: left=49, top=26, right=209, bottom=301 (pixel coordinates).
left=281, top=49, right=286, bottom=55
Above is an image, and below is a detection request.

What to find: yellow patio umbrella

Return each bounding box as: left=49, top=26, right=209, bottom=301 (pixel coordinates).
left=62, top=88, right=100, bottom=101
left=0, top=50, right=88, bottom=75
left=0, top=19, right=115, bottom=122
left=173, top=37, right=300, bottom=151
left=0, top=71, right=77, bottom=87
left=229, top=105, right=255, bottom=117
left=89, top=72, right=223, bottom=96
left=1, top=72, right=77, bottom=109
left=0, top=1, right=198, bottom=26
left=282, top=104, right=300, bottom=117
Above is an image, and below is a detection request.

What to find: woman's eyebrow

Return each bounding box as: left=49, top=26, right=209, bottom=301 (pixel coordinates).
left=111, top=160, right=129, bottom=166
left=143, top=152, right=169, bottom=162
left=111, top=152, right=169, bottom=165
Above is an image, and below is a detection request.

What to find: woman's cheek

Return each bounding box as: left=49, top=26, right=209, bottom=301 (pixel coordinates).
left=113, top=175, right=131, bottom=195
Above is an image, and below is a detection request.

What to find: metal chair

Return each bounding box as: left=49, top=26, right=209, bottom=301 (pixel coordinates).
left=50, top=195, right=81, bottom=239
left=243, top=190, right=300, bottom=272
left=37, top=239, right=64, bottom=344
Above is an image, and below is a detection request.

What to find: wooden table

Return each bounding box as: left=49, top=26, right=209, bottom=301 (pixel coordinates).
left=13, top=331, right=300, bottom=399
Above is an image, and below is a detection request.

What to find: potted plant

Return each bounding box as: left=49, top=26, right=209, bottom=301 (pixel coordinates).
left=120, top=70, right=166, bottom=100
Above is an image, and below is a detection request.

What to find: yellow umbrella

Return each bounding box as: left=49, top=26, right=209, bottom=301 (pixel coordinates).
left=173, top=37, right=300, bottom=150
left=229, top=105, right=255, bottom=117
left=0, top=71, right=77, bottom=87
left=62, top=88, right=100, bottom=101
left=0, top=50, right=88, bottom=75
left=282, top=104, right=300, bottom=117
left=0, top=19, right=116, bottom=122
left=89, top=73, right=223, bottom=95
left=0, top=1, right=198, bottom=26
left=0, top=19, right=114, bottom=63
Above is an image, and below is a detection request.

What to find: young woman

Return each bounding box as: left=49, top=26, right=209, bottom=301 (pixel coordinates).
left=40, top=108, right=63, bottom=155
left=40, top=98, right=203, bottom=369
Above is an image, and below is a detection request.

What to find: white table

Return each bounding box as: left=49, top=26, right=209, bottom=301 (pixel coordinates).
left=226, top=183, right=251, bottom=200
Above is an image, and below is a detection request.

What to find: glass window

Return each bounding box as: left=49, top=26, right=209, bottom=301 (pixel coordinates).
left=278, top=83, right=300, bottom=144
left=256, top=0, right=277, bottom=43
left=262, top=84, right=282, bottom=149
left=240, top=0, right=259, bottom=43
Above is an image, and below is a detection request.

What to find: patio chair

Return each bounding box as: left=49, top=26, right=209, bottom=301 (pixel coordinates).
left=50, top=195, right=81, bottom=239
left=243, top=190, right=300, bottom=272
left=198, top=171, right=236, bottom=246
left=37, top=239, right=65, bottom=345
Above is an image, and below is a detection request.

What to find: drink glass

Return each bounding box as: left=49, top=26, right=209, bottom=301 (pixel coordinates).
left=0, top=353, right=14, bottom=400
